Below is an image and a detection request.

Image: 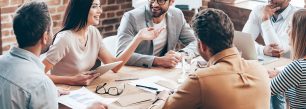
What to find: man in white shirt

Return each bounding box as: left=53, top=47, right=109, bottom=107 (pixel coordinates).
left=243, top=0, right=297, bottom=57
left=242, top=0, right=297, bottom=109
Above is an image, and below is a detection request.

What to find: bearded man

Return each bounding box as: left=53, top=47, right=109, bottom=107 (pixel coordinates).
left=117, top=0, right=198, bottom=68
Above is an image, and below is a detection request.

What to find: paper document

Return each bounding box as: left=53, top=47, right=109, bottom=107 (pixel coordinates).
left=129, top=76, right=178, bottom=93
left=58, top=87, right=118, bottom=109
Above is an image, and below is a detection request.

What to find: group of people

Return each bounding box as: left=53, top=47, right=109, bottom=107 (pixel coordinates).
left=0, top=0, right=305, bottom=109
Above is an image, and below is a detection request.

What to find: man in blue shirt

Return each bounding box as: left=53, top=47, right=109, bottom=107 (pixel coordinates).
left=0, top=1, right=58, bottom=109
left=0, top=1, right=108, bottom=109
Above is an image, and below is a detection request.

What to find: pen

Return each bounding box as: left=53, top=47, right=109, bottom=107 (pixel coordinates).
left=114, top=78, right=139, bottom=82
left=136, top=84, right=158, bottom=90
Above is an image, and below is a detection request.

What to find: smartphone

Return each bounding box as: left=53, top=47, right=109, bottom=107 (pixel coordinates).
left=197, top=60, right=207, bottom=68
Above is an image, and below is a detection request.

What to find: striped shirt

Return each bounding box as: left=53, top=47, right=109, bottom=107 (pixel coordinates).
left=271, top=59, right=306, bottom=109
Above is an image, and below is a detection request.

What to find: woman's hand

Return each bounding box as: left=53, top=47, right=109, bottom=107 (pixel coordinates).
left=87, top=102, right=108, bottom=109
left=68, top=71, right=98, bottom=85
left=136, top=27, right=165, bottom=40
left=268, top=69, right=280, bottom=78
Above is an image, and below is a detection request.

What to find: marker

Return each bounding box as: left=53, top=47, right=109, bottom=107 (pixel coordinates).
left=136, top=84, right=158, bottom=90
left=114, top=78, right=139, bottom=82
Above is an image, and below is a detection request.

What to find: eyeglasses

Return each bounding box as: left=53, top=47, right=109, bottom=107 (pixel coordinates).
left=148, top=0, right=168, bottom=5
left=95, top=83, right=125, bottom=96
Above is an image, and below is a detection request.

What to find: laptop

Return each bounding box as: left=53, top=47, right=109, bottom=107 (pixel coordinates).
left=233, top=31, right=279, bottom=64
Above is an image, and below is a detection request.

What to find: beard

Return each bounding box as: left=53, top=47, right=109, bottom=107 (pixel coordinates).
left=270, top=0, right=288, bottom=14
left=150, top=5, right=168, bottom=18
left=40, top=35, right=53, bottom=54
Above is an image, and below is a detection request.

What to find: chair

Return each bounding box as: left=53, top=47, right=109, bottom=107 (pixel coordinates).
left=102, top=35, right=118, bottom=56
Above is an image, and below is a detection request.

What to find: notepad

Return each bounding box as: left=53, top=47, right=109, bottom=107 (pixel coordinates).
left=117, top=92, right=155, bottom=106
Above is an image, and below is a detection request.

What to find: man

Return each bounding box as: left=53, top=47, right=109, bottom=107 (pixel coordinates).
left=0, top=1, right=107, bottom=109
left=149, top=9, right=271, bottom=109
left=243, top=0, right=297, bottom=57
left=117, top=0, right=197, bottom=68
left=242, top=1, right=297, bottom=108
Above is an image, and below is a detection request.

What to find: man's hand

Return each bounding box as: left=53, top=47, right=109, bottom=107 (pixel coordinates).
left=263, top=43, right=284, bottom=57
left=262, top=4, right=281, bottom=21
left=153, top=50, right=182, bottom=68
left=87, top=102, right=108, bottom=109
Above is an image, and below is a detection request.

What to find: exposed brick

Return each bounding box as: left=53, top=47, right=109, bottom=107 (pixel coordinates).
left=100, top=13, right=106, bottom=19
left=116, top=10, right=124, bottom=17
left=0, top=0, right=9, bottom=7
left=63, top=0, right=69, bottom=4
left=1, top=30, right=11, bottom=37
left=57, top=5, right=67, bottom=13
left=52, top=14, right=62, bottom=21
left=2, top=36, right=16, bottom=44
left=121, top=3, right=132, bottom=9
left=9, top=0, right=23, bottom=6
left=103, top=5, right=119, bottom=12
left=100, top=0, right=107, bottom=5
left=1, top=15, right=11, bottom=23
left=103, top=25, right=114, bottom=32
left=107, top=12, right=115, bottom=18
left=49, top=7, right=57, bottom=13
left=1, top=0, right=133, bottom=53
left=2, top=6, right=18, bottom=14
left=53, top=21, right=62, bottom=28
left=108, top=0, right=116, bottom=4
left=47, top=0, right=61, bottom=5
left=1, top=23, right=12, bottom=29
left=102, top=18, right=120, bottom=25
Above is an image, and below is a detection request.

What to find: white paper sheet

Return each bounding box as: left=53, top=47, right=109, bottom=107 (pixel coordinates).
left=129, top=76, right=178, bottom=93
left=58, top=87, right=118, bottom=109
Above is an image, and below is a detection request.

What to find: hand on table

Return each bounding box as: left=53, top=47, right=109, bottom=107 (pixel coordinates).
left=153, top=50, right=182, bottom=68
left=87, top=102, right=108, bottom=109
left=263, top=43, right=284, bottom=57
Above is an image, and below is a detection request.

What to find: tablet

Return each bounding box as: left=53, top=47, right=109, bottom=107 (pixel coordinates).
left=90, top=61, right=122, bottom=75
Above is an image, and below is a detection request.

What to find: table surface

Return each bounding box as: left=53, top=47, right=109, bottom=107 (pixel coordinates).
left=58, top=57, right=292, bottom=109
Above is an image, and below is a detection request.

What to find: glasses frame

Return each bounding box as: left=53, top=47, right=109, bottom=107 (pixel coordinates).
left=148, top=0, right=168, bottom=5
left=95, top=83, right=125, bottom=96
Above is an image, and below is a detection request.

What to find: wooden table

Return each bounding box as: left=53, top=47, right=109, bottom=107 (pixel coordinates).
left=58, top=57, right=292, bottom=109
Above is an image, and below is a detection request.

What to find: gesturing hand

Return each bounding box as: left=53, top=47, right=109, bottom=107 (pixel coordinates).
left=136, top=27, right=165, bottom=40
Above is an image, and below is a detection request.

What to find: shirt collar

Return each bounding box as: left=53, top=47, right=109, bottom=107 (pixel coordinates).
left=275, top=4, right=293, bottom=21
left=207, top=47, right=240, bottom=66
left=9, top=47, right=45, bottom=70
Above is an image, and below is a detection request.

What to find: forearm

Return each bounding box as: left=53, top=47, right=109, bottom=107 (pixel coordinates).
left=47, top=74, right=72, bottom=85
left=261, top=20, right=281, bottom=45
left=113, top=36, right=143, bottom=72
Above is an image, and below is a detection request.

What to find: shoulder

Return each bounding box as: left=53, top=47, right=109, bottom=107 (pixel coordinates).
left=168, top=7, right=184, bottom=15
left=286, top=59, right=306, bottom=71
left=54, top=30, right=74, bottom=44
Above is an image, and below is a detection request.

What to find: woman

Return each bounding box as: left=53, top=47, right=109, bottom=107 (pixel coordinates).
left=43, top=0, right=163, bottom=85
left=269, top=9, right=306, bottom=109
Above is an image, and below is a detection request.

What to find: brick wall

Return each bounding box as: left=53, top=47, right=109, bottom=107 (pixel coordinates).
left=0, top=0, right=132, bottom=53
